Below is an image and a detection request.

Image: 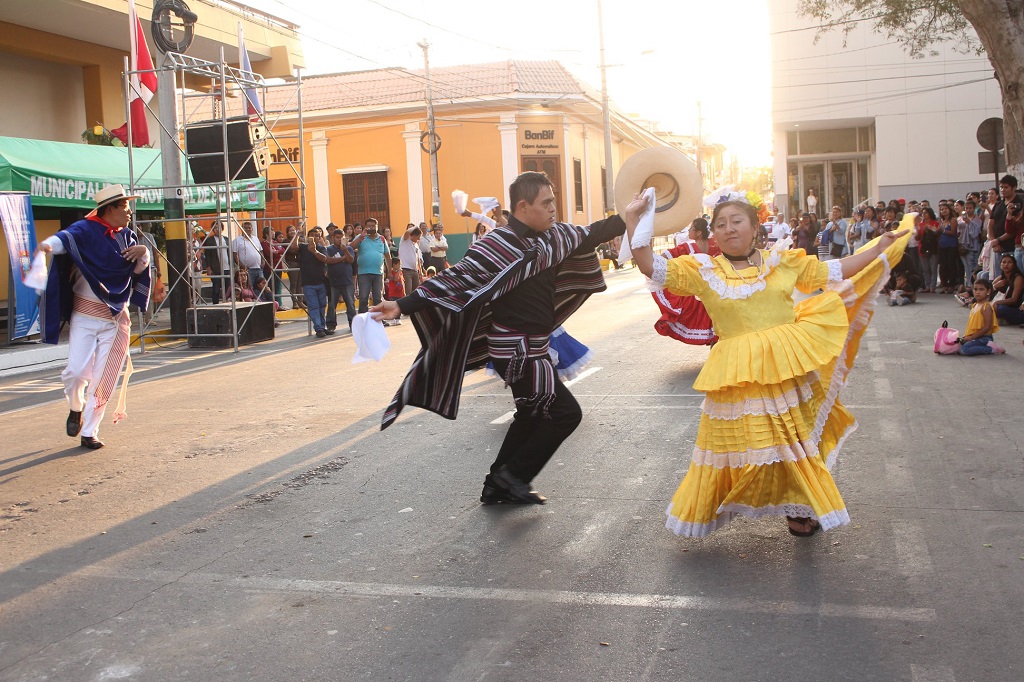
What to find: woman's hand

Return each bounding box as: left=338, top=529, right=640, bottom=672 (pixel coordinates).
left=878, top=229, right=909, bottom=249
left=623, top=191, right=650, bottom=229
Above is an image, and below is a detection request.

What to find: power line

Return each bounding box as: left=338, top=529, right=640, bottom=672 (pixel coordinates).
left=775, top=68, right=992, bottom=89
left=773, top=76, right=992, bottom=116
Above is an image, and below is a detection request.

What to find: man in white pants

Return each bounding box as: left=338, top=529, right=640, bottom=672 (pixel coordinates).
left=37, top=185, right=151, bottom=449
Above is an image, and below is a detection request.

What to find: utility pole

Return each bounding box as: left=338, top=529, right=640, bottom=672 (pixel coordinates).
left=157, top=53, right=187, bottom=334
left=418, top=39, right=441, bottom=224
left=597, top=0, right=614, bottom=215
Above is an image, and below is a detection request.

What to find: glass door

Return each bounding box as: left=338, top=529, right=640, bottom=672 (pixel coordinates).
left=802, top=163, right=824, bottom=218
left=829, top=161, right=853, bottom=216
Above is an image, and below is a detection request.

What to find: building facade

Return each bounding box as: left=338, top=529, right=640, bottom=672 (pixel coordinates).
left=264, top=60, right=686, bottom=260
left=770, top=0, right=1004, bottom=218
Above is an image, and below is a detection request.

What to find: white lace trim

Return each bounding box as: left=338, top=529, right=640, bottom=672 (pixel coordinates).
left=664, top=321, right=716, bottom=342
left=701, top=376, right=817, bottom=420
left=556, top=349, right=594, bottom=381
left=690, top=439, right=819, bottom=469
left=665, top=504, right=850, bottom=537
left=649, top=256, right=668, bottom=290
left=695, top=239, right=788, bottom=300
left=826, top=258, right=845, bottom=283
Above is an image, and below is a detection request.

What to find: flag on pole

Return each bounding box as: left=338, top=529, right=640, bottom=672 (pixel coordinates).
left=238, top=23, right=263, bottom=118
left=110, top=0, right=157, bottom=147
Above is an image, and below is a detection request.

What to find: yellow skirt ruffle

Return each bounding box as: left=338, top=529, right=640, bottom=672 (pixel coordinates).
left=666, top=228, right=911, bottom=537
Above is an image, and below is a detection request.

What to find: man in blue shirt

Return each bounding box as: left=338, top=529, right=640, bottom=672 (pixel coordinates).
left=326, top=228, right=356, bottom=332
left=826, top=206, right=848, bottom=259
left=350, top=217, right=392, bottom=313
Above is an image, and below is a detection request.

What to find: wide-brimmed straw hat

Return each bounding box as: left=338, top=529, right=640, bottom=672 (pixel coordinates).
left=86, top=184, right=142, bottom=218
left=614, top=147, right=703, bottom=237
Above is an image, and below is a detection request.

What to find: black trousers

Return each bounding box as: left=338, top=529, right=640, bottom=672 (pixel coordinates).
left=489, top=358, right=583, bottom=484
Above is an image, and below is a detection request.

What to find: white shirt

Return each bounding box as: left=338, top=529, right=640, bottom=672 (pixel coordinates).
left=769, top=222, right=791, bottom=240
left=398, top=237, right=423, bottom=270
left=233, top=232, right=262, bottom=269
left=428, top=233, right=448, bottom=258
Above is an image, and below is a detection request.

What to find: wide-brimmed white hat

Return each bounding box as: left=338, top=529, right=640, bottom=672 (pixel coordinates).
left=86, top=184, right=142, bottom=218
left=614, top=147, right=703, bottom=237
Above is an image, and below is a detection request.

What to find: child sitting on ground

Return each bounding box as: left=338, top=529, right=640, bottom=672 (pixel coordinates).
left=958, top=278, right=1005, bottom=355
left=888, top=272, right=919, bottom=306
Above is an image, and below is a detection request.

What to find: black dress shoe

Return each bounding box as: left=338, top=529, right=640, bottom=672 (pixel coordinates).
left=491, top=467, right=546, bottom=504
left=80, top=436, right=105, bottom=450
left=66, top=410, right=83, bottom=437
left=480, top=475, right=532, bottom=505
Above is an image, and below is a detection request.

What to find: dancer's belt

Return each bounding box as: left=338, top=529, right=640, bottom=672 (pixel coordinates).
left=487, top=323, right=556, bottom=418
left=73, top=296, right=113, bottom=320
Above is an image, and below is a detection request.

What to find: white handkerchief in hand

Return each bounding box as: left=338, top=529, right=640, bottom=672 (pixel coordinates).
left=352, top=312, right=391, bottom=363
left=24, top=252, right=48, bottom=292
left=452, top=190, right=468, bottom=215
left=473, top=196, right=499, bottom=214
left=618, top=187, right=656, bottom=264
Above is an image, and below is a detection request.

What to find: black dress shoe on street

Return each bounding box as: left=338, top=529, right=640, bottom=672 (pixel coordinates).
left=480, top=475, right=534, bottom=505
left=491, top=467, right=547, bottom=504
left=80, top=436, right=105, bottom=450
left=66, top=410, right=83, bottom=437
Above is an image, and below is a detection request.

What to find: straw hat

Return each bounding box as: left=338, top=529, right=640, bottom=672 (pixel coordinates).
left=86, top=184, right=142, bottom=218
left=614, top=147, right=702, bottom=237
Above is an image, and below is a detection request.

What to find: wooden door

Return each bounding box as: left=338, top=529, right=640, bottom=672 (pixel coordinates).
left=342, top=171, right=390, bottom=228
left=520, top=155, right=562, bottom=222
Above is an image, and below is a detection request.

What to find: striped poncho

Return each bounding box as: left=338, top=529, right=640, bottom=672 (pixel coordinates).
left=381, top=218, right=620, bottom=429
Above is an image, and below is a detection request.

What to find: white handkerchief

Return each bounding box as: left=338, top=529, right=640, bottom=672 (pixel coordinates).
left=24, top=252, right=48, bottom=292
left=352, top=312, right=391, bottom=363
left=618, top=187, right=656, bottom=264
left=473, top=196, right=499, bottom=214
left=452, top=190, right=468, bottom=215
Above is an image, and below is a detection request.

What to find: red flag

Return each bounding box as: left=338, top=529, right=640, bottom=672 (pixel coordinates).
left=111, top=0, right=157, bottom=147
left=238, top=23, right=263, bottom=118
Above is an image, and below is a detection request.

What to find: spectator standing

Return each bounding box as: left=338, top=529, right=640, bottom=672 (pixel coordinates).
left=471, top=222, right=489, bottom=244
left=959, top=199, right=984, bottom=289
left=233, top=221, right=263, bottom=288
left=792, top=214, right=815, bottom=253
left=202, top=221, right=230, bottom=304
left=381, top=226, right=400, bottom=260
left=769, top=213, right=791, bottom=243
left=351, top=217, right=392, bottom=313
left=918, top=207, right=941, bottom=292
left=399, top=225, right=425, bottom=295
left=428, top=224, right=449, bottom=271
left=988, top=175, right=1017, bottom=280
left=283, top=225, right=303, bottom=309
left=826, top=206, right=848, bottom=259
left=298, top=227, right=332, bottom=337
left=418, top=221, right=432, bottom=270
left=1004, top=194, right=1024, bottom=273
left=325, top=229, right=356, bottom=333
left=937, top=202, right=961, bottom=293
left=848, top=208, right=871, bottom=253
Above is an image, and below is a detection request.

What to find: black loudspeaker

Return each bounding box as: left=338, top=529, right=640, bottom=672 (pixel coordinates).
left=185, top=117, right=263, bottom=184
left=187, top=302, right=275, bottom=348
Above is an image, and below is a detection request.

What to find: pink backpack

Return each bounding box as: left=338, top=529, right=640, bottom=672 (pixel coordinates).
left=933, top=321, right=961, bottom=355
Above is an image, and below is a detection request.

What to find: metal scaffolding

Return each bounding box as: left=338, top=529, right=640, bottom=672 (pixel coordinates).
left=122, top=49, right=307, bottom=352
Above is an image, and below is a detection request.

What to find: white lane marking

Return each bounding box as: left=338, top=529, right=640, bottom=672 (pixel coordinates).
left=563, top=367, right=602, bottom=387
left=870, top=356, right=886, bottom=372
left=866, top=339, right=882, bottom=353
left=634, top=288, right=650, bottom=294
left=490, top=411, right=516, bottom=425
left=874, top=377, right=893, bottom=401
left=892, top=522, right=934, bottom=577
left=105, top=570, right=936, bottom=623
left=911, top=664, right=956, bottom=682
left=880, top=418, right=903, bottom=442
left=865, top=327, right=878, bottom=338
left=884, top=458, right=914, bottom=496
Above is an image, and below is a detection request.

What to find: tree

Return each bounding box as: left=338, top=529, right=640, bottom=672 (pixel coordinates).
left=798, top=0, right=1024, bottom=177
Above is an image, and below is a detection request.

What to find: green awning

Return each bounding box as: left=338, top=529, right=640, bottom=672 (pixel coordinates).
left=0, top=136, right=265, bottom=213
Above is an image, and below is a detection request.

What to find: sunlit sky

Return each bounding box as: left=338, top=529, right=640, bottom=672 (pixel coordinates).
left=242, top=0, right=773, bottom=166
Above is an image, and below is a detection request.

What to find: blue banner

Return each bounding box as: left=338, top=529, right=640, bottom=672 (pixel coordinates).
left=0, top=192, right=41, bottom=340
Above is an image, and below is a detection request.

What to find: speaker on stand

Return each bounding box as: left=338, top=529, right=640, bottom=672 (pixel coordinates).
left=185, top=116, right=269, bottom=184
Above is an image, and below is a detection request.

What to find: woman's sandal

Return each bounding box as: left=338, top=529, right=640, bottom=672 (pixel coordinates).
left=786, top=516, right=821, bottom=537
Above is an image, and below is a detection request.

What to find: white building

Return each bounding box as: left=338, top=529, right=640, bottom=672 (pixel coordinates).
left=770, top=0, right=1004, bottom=219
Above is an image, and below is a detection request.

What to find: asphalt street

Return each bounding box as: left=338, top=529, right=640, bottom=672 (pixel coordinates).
left=1, top=267, right=1022, bottom=682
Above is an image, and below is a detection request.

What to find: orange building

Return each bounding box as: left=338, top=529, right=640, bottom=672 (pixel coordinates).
left=264, top=60, right=685, bottom=260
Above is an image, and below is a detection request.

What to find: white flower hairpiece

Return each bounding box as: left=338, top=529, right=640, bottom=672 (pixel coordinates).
left=702, top=186, right=747, bottom=209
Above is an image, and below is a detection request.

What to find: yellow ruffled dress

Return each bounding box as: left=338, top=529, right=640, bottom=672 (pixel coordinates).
left=662, top=227, right=911, bottom=537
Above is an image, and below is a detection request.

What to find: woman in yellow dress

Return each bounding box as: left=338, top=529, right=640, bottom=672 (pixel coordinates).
left=623, top=191, right=911, bottom=537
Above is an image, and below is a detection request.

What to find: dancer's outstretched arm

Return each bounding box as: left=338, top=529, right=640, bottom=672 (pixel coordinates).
left=622, top=193, right=655, bottom=277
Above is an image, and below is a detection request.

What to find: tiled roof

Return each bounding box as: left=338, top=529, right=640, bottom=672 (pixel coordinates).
left=266, top=60, right=591, bottom=113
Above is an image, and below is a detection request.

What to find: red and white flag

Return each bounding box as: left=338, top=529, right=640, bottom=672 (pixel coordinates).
left=110, top=0, right=157, bottom=147
left=238, top=23, right=263, bottom=118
